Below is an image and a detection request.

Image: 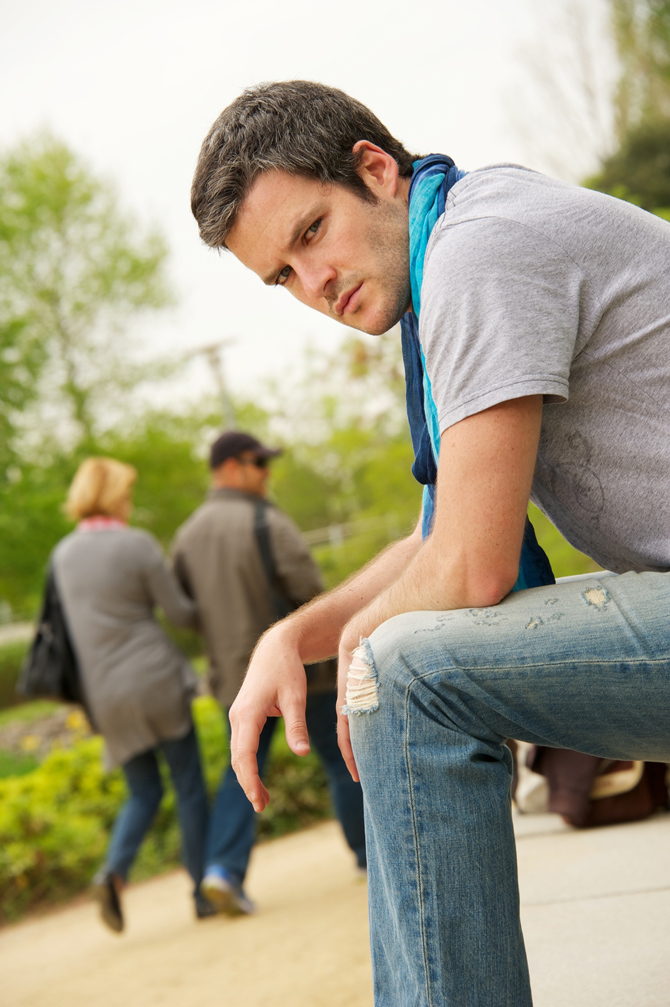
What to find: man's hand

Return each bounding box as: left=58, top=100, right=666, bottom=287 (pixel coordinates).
left=229, top=623, right=309, bottom=812
left=228, top=530, right=425, bottom=810
left=336, top=617, right=365, bottom=783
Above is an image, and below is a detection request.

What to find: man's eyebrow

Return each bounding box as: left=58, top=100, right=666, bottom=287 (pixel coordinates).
left=261, top=209, right=320, bottom=285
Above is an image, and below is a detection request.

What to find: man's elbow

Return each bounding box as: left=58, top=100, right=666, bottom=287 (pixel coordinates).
left=462, top=563, right=520, bottom=609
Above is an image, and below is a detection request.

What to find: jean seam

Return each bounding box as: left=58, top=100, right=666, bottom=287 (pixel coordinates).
left=404, top=676, right=434, bottom=1007
left=407, top=655, right=669, bottom=685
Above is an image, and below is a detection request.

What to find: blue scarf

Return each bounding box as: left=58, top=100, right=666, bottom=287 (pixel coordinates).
left=400, top=155, right=554, bottom=591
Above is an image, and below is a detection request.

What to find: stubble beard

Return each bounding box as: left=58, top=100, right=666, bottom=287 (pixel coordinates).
left=331, top=197, right=411, bottom=336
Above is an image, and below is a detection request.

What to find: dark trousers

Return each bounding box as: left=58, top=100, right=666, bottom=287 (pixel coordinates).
left=106, top=726, right=209, bottom=898
left=206, top=690, right=366, bottom=882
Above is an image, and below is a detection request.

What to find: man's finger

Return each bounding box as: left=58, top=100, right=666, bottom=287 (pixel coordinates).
left=230, top=709, right=271, bottom=811
left=231, top=747, right=270, bottom=812
left=337, top=709, right=360, bottom=782
left=282, top=697, right=310, bottom=756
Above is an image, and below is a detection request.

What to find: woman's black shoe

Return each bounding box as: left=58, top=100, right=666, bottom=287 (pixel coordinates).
left=91, top=869, right=124, bottom=933
left=195, top=892, right=218, bottom=919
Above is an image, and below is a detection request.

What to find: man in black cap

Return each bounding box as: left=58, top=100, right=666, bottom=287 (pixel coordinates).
left=172, top=430, right=366, bottom=915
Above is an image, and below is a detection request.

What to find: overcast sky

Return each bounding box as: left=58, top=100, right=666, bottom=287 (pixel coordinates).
left=0, top=0, right=612, bottom=406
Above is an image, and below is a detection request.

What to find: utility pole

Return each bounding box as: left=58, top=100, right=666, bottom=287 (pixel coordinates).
left=185, top=338, right=236, bottom=428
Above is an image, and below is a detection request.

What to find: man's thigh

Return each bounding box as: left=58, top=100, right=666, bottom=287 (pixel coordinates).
left=360, top=570, right=670, bottom=762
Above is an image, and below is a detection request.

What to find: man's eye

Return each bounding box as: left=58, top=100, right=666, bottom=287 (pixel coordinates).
left=306, top=219, right=321, bottom=237
left=276, top=265, right=292, bottom=286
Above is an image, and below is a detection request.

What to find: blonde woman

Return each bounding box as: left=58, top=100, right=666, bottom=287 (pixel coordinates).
left=54, top=457, right=213, bottom=931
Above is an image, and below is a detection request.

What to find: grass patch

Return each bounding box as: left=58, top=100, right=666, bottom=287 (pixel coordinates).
left=0, top=748, right=39, bottom=779
left=0, top=700, right=61, bottom=729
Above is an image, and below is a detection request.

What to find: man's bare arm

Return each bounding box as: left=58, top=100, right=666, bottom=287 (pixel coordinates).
left=281, top=522, right=423, bottom=664
left=334, top=395, right=543, bottom=776
left=229, top=519, right=423, bottom=810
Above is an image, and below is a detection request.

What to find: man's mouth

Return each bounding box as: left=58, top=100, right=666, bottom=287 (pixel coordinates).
left=335, top=282, right=363, bottom=316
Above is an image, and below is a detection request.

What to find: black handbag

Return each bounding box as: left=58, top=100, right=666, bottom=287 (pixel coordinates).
left=17, top=562, right=96, bottom=726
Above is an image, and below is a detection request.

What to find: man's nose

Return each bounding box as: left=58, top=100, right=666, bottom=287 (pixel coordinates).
left=300, top=261, right=336, bottom=301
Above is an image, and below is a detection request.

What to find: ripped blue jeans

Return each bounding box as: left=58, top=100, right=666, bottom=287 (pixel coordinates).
left=346, top=571, right=670, bottom=1007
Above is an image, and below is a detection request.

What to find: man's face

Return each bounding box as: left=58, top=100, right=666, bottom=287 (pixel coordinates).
left=227, top=167, right=411, bottom=336
left=235, top=452, right=270, bottom=497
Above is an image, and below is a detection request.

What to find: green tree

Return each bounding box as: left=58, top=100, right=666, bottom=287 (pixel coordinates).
left=611, top=0, right=670, bottom=136
left=0, top=317, right=44, bottom=472
left=0, top=133, right=171, bottom=453
left=586, top=117, right=670, bottom=216
left=0, top=407, right=218, bottom=616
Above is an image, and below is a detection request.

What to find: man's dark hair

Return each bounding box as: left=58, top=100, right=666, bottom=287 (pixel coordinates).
left=191, top=80, right=419, bottom=250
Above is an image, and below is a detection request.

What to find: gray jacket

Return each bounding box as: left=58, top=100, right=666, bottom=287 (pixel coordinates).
left=53, top=527, right=199, bottom=769
left=172, top=488, right=326, bottom=707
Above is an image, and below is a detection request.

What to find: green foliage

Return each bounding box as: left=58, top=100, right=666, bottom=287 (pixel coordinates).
left=271, top=451, right=340, bottom=531
left=0, top=330, right=422, bottom=619
left=610, top=0, right=670, bottom=136
left=0, top=317, right=43, bottom=472
left=0, top=406, right=216, bottom=618
left=528, top=504, right=600, bottom=579
left=0, top=737, right=124, bottom=920
left=98, top=409, right=214, bottom=546
left=0, top=459, right=74, bottom=615
left=0, top=641, right=29, bottom=710
left=0, top=132, right=171, bottom=452
left=0, top=700, right=59, bottom=728
left=0, top=749, right=39, bottom=779
left=0, top=696, right=331, bottom=923
left=585, top=116, right=670, bottom=215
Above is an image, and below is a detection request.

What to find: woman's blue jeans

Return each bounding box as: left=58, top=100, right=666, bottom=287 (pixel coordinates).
left=347, top=571, right=670, bottom=1007
left=106, top=726, right=209, bottom=898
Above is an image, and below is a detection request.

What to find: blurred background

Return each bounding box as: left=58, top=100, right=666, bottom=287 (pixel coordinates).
left=1, top=0, right=669, bottom=924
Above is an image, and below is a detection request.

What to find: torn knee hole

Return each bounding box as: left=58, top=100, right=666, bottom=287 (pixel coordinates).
left=343, top=645, right=379, bottom=715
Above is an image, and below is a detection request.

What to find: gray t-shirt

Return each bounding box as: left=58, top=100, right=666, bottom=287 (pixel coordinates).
left=420, top=165, right=670, bottom=573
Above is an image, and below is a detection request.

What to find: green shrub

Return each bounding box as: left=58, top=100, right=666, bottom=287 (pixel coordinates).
left=0, top=640, right=29, bottom=710
left=0, top=695, right=331, bottom=923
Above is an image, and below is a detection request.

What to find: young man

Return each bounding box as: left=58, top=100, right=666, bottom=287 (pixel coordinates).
left=172, top=430, right=365, bottom=915
left=191, top=81, right=670, bottom=1005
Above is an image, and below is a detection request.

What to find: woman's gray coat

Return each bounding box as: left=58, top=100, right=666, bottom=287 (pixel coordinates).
left=53, top=527, right=199, bottom=769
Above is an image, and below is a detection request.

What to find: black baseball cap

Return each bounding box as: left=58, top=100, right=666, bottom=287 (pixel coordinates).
left=209, top=430, right=282, bottom=470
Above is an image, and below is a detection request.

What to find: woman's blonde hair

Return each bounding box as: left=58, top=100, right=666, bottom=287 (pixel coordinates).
left=65, top=457, right=137, bottom=521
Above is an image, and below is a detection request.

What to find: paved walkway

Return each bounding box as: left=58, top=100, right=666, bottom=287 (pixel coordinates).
left=0, top=621, right=33, bottom=645
left=2, top=813, right=669, bottom=1006
left=517, top=809, right=670, bottom=1006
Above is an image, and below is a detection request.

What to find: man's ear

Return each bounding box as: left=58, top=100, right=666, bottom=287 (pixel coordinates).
left=352, top=140, right=400, bottom=197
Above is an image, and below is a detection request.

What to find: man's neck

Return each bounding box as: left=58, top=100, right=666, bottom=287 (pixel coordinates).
left=212, top=479, right=264, bottom=499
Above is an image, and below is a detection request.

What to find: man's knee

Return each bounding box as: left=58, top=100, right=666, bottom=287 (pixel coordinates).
left=343, top=612, right=445, bottom=716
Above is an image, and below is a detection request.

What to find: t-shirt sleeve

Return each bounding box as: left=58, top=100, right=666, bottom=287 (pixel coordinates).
left=420, top=215, right=585, bottom=432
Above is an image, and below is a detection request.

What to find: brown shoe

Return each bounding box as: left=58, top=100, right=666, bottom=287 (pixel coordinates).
left=91, top=869, right=124, bottom=933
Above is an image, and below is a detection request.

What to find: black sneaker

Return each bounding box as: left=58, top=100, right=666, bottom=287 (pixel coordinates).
left=194, top=892, right=219, bottom=920
left=91, top=869, right=124, bottom=933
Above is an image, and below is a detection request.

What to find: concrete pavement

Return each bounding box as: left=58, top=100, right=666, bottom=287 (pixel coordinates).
left=517, top=809, right=670, bottom=1006
left=1, top=813, right=669, bottom=1006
